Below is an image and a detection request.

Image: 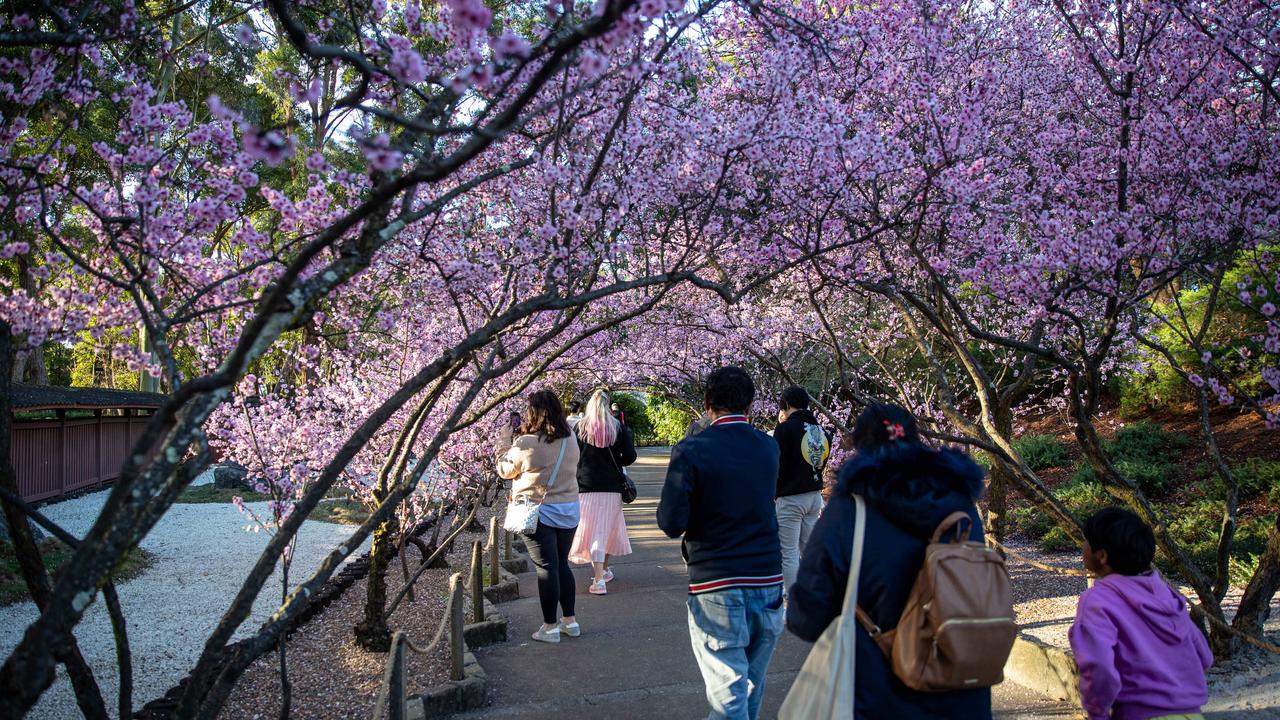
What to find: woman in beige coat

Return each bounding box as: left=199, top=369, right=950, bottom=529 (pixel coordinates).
left=496, top=390, right=582, bottom=643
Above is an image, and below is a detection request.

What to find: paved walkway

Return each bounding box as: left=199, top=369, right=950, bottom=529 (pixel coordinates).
left=463, top=448, right=1075, bottom=719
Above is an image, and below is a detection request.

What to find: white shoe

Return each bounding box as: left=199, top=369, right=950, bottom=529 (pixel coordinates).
left=558, top=620, right=581, bottom=637
left=602, top=568, right=615, bottom=583
left=531, top=626, right=560, bottom=643
left=589, top=579, right=607, bottom=595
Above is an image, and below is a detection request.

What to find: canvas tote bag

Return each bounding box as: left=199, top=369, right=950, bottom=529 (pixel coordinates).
left=779, top=494, right=867, bottom=720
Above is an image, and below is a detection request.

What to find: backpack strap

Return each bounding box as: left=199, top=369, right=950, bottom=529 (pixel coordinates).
left=930, top=511, right=973, bottom=544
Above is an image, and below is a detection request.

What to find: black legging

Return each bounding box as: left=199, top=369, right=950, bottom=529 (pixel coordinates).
left=522, top=521, right=577, bottom=625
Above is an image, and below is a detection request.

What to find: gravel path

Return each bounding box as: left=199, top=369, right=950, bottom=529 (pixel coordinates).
left=0, top=471, right=370, bottom=719
left=1003, top=538, right=1280, bottom=715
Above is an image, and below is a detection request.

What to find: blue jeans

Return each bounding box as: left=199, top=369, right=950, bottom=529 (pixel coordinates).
left=686, top=585, right=785, bottom=720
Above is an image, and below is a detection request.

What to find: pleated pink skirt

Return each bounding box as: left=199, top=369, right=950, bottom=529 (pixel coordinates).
left=569, top=492, right=632, bottom=564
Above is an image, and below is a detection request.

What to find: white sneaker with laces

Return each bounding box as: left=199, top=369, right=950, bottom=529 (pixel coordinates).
left=589, top=579, right=607, bottom=595
left=531, top=626, right=561, bottom=643
left=602, top=568, right=615, bottom=583
left=558, top=620, right=581, bottom=637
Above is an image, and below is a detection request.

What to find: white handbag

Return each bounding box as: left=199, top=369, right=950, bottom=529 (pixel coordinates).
left=502, top=438, right=569, bottom=534
left=779, top=494, right=867, bottom=719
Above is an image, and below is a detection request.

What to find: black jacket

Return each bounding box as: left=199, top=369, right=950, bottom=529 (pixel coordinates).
left=773, top=409, right=830, bottom=498
left=786, top=444, right=992, bottom=719
left=656, top=420, right=782, bottom=591
left=576, top=426, right=637, bottom=493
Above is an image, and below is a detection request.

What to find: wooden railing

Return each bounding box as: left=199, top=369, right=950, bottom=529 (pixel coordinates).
left=12, top=409, right=159, bottom=502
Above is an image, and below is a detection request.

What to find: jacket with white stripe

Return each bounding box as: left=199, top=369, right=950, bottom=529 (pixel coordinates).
left=656, top=418, right=783, bottom=593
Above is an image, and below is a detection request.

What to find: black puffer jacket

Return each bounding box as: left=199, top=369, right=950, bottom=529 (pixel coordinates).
left=575, top=426, right=637, bottom=493
left=786, top=444, right=992, bottom=719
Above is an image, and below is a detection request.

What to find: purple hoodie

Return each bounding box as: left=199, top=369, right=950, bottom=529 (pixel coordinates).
left=1069, top=571, right=1213, bottom=720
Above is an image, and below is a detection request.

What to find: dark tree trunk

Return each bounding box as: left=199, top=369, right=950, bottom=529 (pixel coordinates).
left=1231, top=518, right=1280, bottom=643
left=354, top=510, right=398, bottom=652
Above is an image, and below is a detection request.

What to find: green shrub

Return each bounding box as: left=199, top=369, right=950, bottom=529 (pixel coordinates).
left=646, top=393, right=697, bottom=446
left=1010, top=480, right=1112, bottom=552
left=1230, top=458, right=1280, bottom=500
left=610, top=393, right=655, bottom=445
left=1012, top=435, right=1070, bottom=470
left=1111, top=421, right=1191, bottom=459
left=1164, top=500, right=1274, bottom=585
left=1070, top=422, right=1189, bottom=496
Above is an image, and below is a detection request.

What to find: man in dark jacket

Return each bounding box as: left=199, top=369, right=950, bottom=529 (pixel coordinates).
left=657, top=366, right=784, bottom=720
left=772, top=386, right=830, bottom=591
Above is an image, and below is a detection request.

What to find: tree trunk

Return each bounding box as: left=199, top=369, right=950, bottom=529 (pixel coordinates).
left=1231, top=518, right=1280, bottom=643
left=354, top=509, right=398, bottom=651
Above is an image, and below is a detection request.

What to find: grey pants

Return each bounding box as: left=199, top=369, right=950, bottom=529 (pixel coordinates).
left=775, top=491, right=824, bottom=591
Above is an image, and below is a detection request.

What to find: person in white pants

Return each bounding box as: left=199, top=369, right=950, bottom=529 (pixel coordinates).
left=771, top=386, right=831, bottom=591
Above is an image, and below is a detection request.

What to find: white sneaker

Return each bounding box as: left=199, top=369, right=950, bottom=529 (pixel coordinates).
left=589, top=579, right=607, bottom=595
left=531, top=626, right=560, bottom=643
left=602, top=568, right=615, bottom=583
left=558, top=620, right=581, bottom=637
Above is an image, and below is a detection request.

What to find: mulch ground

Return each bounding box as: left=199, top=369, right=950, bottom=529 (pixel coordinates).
left=218, top=501, right=500, bottom=720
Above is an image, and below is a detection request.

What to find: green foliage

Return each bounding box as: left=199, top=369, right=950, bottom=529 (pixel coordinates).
left=611, top=393, right=655, bottom=445
left=71, top=326, right=140, bottom=390
left=1010, top=479, right=1112, bottom=552
left=1118, top=249, right=1279, bottom=415
left=1200, top=458, right=1280, bottom=501
left=647, top=393, right=697, bottom=446
left=1, top=539, right=154, bottom=606
left=1071, top=422, right=1189, bottom=496
left=1165, top=501, right=1274, bottom=585
left=1232, top=459, right=1280, bottom=500
left=43, top=343, right=73, bottom=386
left=176, top=485, right=270, bottom=504
left=1012, top=435, right=1070, bottom=470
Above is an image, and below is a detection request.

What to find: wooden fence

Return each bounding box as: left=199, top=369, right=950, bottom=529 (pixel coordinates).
left=12, top=409, right=157, bottom=503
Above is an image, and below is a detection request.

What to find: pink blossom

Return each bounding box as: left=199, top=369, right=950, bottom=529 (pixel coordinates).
left=235, top=23, right=259, bottom=48
left=243, top=128, right=295, bottom=167
left=388, top=47, right=428, bottom=84
left=579, top=52, right=607, bottom=77
left=492, top=31, right=531, bottom=61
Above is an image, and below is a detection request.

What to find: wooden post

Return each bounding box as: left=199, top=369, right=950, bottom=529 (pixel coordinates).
left=470, top=540, right=484, bottom=623
left=449, top=573, right=465, bottom=681
left=488, top=516, right=499, bottom=587
left=503, top=527, right=513, bottom=560
left=373, top=633, right=407, bottom=720
left=56, top=409, right=66, bottom=496
left=94, top=409, right=102, bottom=486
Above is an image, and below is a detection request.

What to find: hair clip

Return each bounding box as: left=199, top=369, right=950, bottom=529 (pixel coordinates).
left=883, top=420, right=906, bottom=440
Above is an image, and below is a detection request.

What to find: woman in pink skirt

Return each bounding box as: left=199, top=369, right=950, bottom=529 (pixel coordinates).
left=570, top=390, right=636, bottom=595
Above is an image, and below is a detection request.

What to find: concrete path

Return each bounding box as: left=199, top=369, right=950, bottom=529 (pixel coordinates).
left=462, top=447, right=1076, bottom=719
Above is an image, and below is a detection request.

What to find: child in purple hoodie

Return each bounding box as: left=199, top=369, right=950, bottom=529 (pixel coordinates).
left=1070, top=507, right=1213, bottom=720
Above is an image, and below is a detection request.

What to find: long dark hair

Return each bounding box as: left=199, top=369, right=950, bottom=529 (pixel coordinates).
left=519, top=390, right=572, bottom=442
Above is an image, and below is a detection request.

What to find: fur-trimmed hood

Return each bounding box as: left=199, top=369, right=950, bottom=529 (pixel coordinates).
left=834, top=444, right=985, bottom=540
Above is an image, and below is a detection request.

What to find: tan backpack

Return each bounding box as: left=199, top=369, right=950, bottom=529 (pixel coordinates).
left=855, top=511, right=1017, bottom=691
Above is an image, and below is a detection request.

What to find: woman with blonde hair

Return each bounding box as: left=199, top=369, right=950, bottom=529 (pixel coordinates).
left=570, top=389, right=636, bottom=595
